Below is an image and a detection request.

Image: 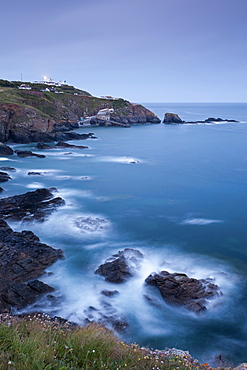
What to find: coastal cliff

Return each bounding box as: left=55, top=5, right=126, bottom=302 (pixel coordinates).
left=0, top=80, right=160, bottom=143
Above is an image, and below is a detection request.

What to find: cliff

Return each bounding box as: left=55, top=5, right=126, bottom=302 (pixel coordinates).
left=0, top=80, right=160, bottom=143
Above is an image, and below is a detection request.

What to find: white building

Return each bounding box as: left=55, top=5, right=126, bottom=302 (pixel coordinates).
left=96, top=108, right=114, bottom=121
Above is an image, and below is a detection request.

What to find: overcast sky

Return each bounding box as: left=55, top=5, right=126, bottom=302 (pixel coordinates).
left=1, top=0, right=246, bottom=102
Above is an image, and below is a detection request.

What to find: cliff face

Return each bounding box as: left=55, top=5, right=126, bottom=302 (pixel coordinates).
left=0, top=85, right=161, bottom=143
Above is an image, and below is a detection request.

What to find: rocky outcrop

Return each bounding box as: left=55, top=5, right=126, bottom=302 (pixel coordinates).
left=0, top=188, right=65, bottom=222
left=0, top=219, right=63, bottom=312
left=145, top=271, right=221, bottom=313
left=95, top=248, right=143, bottom=283
left=163, top=113, right=184, bottom=124
left=163, top=113, right=238, bottom=124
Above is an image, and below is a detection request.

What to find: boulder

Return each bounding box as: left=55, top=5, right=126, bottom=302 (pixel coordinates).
left=0, top=219, right=63, bottom=311
left=95, top=248, right=143, bottom=284
left=15, top=150, right=46, bottom=158
left=163, top=113, right=184, bottom=124
left=145, top=271, right=221, bottom=313
left=0, top=188, right=65, bottom=222
left=0, top=142, right=14, bottom=155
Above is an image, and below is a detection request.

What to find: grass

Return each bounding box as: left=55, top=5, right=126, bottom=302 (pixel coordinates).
left=0, top=314, right=210, bottom=370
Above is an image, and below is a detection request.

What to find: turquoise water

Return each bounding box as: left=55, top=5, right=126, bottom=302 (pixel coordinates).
left=2, top=103, right=247, bottom=365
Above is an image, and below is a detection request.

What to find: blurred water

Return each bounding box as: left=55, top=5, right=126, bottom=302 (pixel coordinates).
left=2, top=102, right=247, bottom=366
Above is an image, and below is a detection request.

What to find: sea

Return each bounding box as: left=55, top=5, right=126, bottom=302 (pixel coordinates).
left=1, top=102, right=247, bottom=366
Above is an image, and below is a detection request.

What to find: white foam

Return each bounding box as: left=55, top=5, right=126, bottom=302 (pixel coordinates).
left=181, top=218, right=223, bottom=225
left=97, top=156, right=141, bottom=164
left=26, top=182, right=45, bottom=189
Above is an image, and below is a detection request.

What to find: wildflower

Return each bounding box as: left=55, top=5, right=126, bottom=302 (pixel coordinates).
left=8, top=361, right=12, bottom=365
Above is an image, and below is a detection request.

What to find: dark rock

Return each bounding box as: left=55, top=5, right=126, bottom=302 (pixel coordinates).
left=195, top=117, right=238, bottom=123
left=163, top=113, right=239, bottom=125
left=28, top=172, right=43, bottom=176
left=0, top=188, right=3, bottom=192
left=36, top=143, right=55, bottom=149
left=54, top=132, right=96, bottom=142
left=0, top=172, right=11, bottom=182
left=36, top=141, right=89, bottom=149
left=0, top=188, right=65, bottom=222
left=0, top=167, right=16, bottom=172
left=163, top=113, right=184, bottom=124
left=15, top=150, right=46, bottom=158
left=95, top=248, right=143, bottom=284
left=55, top=141, right=88, bottom=149
left=101, top=290, right=119, bottom=297
left=0, top=142, right=14, bottom=155
left=0, top=219, right=63, bottom=312
left=145, top=271, right=221, bottom=313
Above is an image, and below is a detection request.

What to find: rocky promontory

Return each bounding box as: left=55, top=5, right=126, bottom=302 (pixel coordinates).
left=0, top=80, right=160, bottom=143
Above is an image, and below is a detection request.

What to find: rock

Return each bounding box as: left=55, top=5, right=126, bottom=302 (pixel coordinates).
left=0, top=219, right=63, bottom=312
left=145, top=271, right=221, bottom=313
left=15, top=150, right=46, bottom=158
left=0, top=167, right=16, bottom=172
left=55, top=141, right=88, bottom=149
left=101, top=290, right=119, bottom=297
left=0, top=188, right=65, bottom=222
left=36, top=141, right=89, bottom=149
left=201, top=117, right=238, bottom=123
left=27, top=172, right=43, bottom=176
left=36, top=142, right=55, bottom=149
left=163, top=113, right=184, bottom=124
left=0, top=171, right=11, bottom=182
left=95, top=248, right=143, bottom=283
left=74, top=216, right=109, bottom=233
left=0, top=188, right=3, bottom=192
left=83, top=302, right=129, bottom=332
left=163, top=113, right=239, bottom=124
left=0, top=142, right=14, bottom=155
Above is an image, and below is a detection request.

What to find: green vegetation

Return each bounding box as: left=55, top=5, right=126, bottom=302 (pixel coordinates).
left=0, top=79, right=131, bottom=122
left=0, top=315, right=208, bottom=370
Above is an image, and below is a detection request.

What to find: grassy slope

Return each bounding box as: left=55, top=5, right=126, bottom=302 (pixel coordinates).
left=0, top=315, right=210, bottom=370
left=0, top=83, right=131, bottom=122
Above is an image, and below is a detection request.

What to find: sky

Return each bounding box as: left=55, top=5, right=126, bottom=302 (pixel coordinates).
left=1, top=0, right=247, bottom=102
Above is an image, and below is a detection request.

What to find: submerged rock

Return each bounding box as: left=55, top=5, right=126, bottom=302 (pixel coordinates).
left=0, top=167, right=16, bottom=172
left=36, top=141, right=89, bottom=149
left=0, top=188, right=65, bottom=222
left=84, top=301, right=128, bottom=332
left=0, top=219, right=63, bottom=312
left=95, top=248, right=143, bottom=284
left=145, top=271, right=221, bottom=313
left=15, top=150, right=46, bottom=158
left=74, top=216, right=109, bottom=233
